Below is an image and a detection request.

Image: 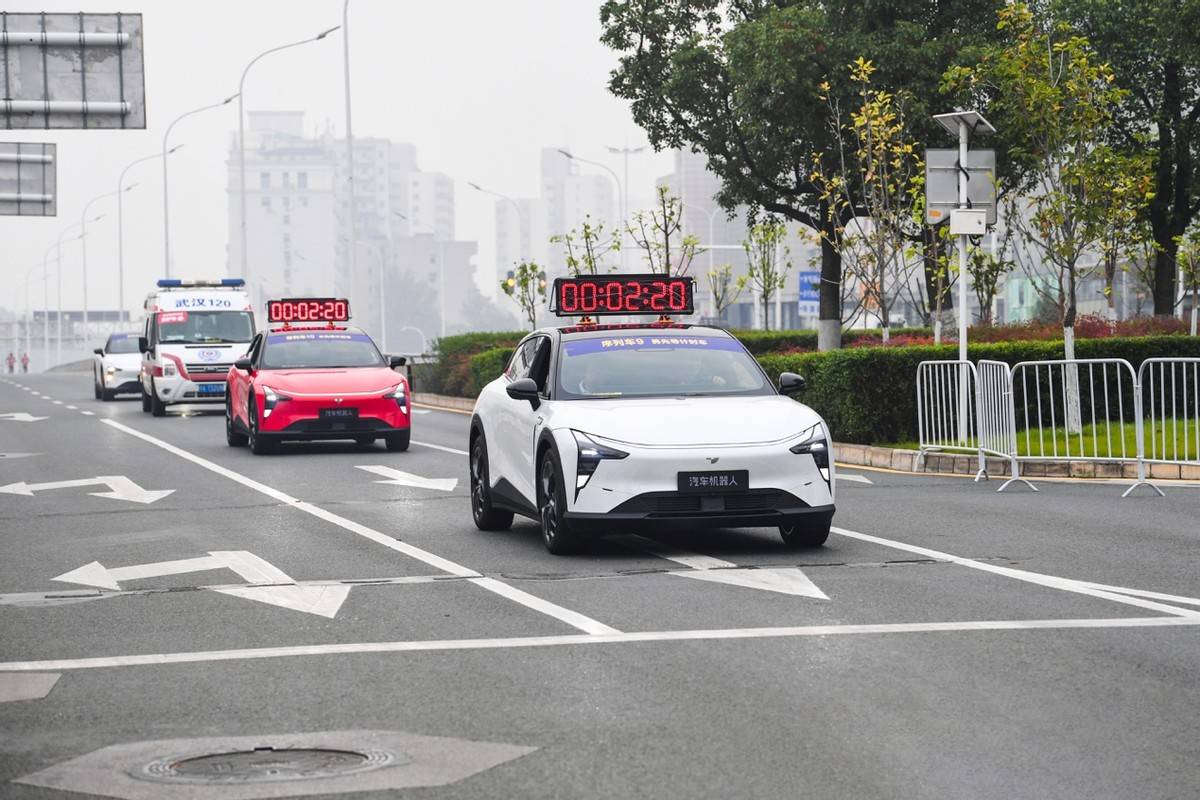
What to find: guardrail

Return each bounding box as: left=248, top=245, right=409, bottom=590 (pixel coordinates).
left=918, top=357, right=1200, bottom=497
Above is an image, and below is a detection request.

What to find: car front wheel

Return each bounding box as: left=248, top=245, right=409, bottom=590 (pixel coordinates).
left=779, top=520, right=830, bottom=549
left=225, top=391, right=247, bottom=447
left=93, top=370, right=102, bottom=400
left=539, top=449, right=582, bottom=555
left=150, top=379, right=167, bottom=417
left=470, top=434, right=513, bottom=531
left=247, top=394, right=276, bottom=455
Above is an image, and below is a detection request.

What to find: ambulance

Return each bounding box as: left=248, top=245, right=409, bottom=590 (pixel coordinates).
left=138, top=279, right=256, bottom=417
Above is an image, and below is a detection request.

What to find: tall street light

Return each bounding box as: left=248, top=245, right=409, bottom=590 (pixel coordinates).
left=49, top=219, right=101, bottom=366
left=238, top=26, right=339, bottom=300
left=557, top=149, right=626, bottom=270
left=469, top=182, right=526, bottom=298
left=120, top=147, right=180, bottom=326
left=608, top=144, right=646, bottom=269
left=163, top=94, right=237, bottom=278
left=81, top=186, right=135, bottom=337
left=342, top=0, right=359, bottom=318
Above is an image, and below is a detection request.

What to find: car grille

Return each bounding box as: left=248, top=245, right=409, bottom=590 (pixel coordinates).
left=185, top=363, right=231, bottom=380
left=612, top=489, right=802, bottom=517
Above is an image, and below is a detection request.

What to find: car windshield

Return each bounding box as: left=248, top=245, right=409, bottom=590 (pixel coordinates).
left=556, top=333, right=772, bottom=399
left=157, top=311, right=254, bottom=344
left=260, top=332, right=385, bottom=369
left=106, top=335, right=140, bottom=354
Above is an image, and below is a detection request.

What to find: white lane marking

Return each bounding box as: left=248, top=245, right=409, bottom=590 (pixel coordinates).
left=617, top=535, right=828, bottom=599
left=469, top=577, right=619, bottom=635
left=0, top=475, right=173, bottom=504
left=99, top=418, right=616, bottom=635
left=80, top=411, right=94, bottom=416
left=837, top=473, right=873, bottom=484
left=831, top=526, right=1200, bottom=618
left=51, top=400, right=62, bottom=405
left=65, top=405, right=76, bottom=410
left=2, top=616, right=1195, bottom=673
left=1072, top=581, right=1200, bottom=608
left=411, top=440, right=469, bottom=456
left=356, top=465, right=459, bottom=492
left=412, top=409, right=432, bottom=415
left=0, top=673, right=60, bottom=702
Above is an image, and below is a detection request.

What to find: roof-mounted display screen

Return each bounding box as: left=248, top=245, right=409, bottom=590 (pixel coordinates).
left=551, top=274, right=694, bottom=317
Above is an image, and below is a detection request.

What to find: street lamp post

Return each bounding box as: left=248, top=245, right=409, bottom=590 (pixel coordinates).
left=163, top=95, right=236, bottom=278
left=119, top=148, right=178, bottom=326
left=238, top=27, right=339, bottom=301
left=608, top=145, right=645, bottom=269
left=342, top=0, right=358, bottom=317
left=557, top=149, right=625, bottom=270
left=469, top=182, right=526, bottom=305
left=81, top=186, right=135, bottom=339
left=49, top=220, right=98, bottom=366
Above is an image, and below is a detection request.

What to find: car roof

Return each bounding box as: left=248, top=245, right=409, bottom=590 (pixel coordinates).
left=265, top=325, right=368, bottom=337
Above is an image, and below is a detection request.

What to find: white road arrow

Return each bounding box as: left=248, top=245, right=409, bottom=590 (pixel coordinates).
left=356, top=464, right=458, bottom=492
left=0, top=475, right=174, bottom=504
left=616, top=535, right=828, bottom=599
left=51, top=550, right=349, bottom=618
left=0, top=412, right=47, bottom=423
left=0, top=453, right=39, bottom=460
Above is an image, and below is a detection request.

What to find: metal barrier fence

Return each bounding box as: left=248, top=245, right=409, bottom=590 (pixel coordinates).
left=917, top=357, right=1200, bottom=496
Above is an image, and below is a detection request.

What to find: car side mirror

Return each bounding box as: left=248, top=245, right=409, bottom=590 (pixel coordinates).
left=234, top=357, right=253, bottom=372
left=506, top=377, right=541, bottom=409
left=93, top=347, right=104, bottom=356
left=137, top=336, right=149, bottom=353
left=779, top=372, right=806, bottom=395
left=387, top=354, right=407, bottom=368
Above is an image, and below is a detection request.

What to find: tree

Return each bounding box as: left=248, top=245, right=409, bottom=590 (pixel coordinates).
left=500, top=261, right=547, bottom=331
left=706, top=264, right=747, bottom=320
left=743, top=220, right=792, bottom=331
left=600, top=0, right=1005, bottom=349
left=967, top=236, right=1014, bottom=326
left=1090, top=148, right=1156, bottom=319
left=1177, top=223, right=1200, bottom=335
left=1055, top=0, right=1200, bottom=317
left=814, top=58, right=924, bottom=341
left=552, top=215, right=620, bottom=276
left=627, top=185, right=702, bottom=275
left=945, top=4, right=1138, bottom=358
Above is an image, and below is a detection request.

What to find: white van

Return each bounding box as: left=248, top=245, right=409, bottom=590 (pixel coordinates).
left=139, top=279, right=256, bottom=417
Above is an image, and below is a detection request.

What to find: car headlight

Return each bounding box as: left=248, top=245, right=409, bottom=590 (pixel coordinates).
left=573, top=430, right=628, bottom=492
left=384, top=382, right=408, bottom=413
left=790, top=423, right=830, bottom=482
left=105, top=365, right=118, bottom=376
left=262, top=386, right=289, bottom=418
left=162, top=362, right=177, bottom=378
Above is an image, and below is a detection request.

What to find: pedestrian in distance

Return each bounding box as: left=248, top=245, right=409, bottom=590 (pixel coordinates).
left=5, top=352, right=14, bottom=374
left=20, top=352, right=30, bottom=373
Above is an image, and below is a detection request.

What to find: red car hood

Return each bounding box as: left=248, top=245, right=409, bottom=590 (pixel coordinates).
left=258, top=367, right=401, bottom=396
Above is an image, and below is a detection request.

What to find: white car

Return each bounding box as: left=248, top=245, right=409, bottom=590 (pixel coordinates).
left=468, top=323, right=836, bottom=554
left=92, top=332, right=143, bottom=401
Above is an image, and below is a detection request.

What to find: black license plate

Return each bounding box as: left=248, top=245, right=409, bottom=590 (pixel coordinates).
left=319, top=407, right=359, bottom=420
left=678, top=470, right=749, bottom=493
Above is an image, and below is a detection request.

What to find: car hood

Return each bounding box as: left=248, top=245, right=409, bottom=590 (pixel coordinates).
left=102, top=353, right=142, bottom=370
left=551, top=395, right=826, bottom=447
left=258, top=367, right=401, bottom=396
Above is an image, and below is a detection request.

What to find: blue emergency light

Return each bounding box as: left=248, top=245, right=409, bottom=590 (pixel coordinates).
left=156, top=278, right=246, bottom=288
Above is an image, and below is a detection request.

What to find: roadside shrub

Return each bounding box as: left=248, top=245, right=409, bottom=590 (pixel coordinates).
left=469, top=347, right=515, bottom=396
left=758, top=335, right=1200, bottom=445
left=425, top=331, right=523, bottom=396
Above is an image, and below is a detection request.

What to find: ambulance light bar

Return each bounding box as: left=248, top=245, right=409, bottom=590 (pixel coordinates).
left=156, top=278, right=246, bottom=288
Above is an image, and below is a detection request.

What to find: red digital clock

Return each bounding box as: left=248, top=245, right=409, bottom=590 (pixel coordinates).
left=552, top=275, right=694, bottom=316
left=267, top=298, right=351, bottom=323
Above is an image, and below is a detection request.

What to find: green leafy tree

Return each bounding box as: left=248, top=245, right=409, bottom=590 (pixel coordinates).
left=1176, top=224, right=1200, bottom=335
left=627, top=185, right=702, bottom=275
left=600, top=0, right=1005, bottom=349
left=706, top=264, right=747, bottom=320
left=743, top=220, right=792, bottom=331
left=500, top=261, right=547, bottom=331
left=552, top=215, right=620, bottom=276
left=1055, top=0, right=1200, bottom=317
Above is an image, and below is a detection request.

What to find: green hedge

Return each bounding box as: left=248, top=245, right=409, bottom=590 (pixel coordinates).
left=731, top=327, right=931, bottom=355
left=758, top=335, right=1200, bottom=445
left=470, top=347, right=515, bottom=394
left=423, top=332, right=524, bottom=397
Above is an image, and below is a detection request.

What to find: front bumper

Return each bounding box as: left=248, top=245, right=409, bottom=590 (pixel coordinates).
left=259, top=394, right=410, bottom=439
left=102, top=370, right=141, bottom=394
left=154, top=376, right=226, bottom=403
left=566, top=498, right=835, bottom=534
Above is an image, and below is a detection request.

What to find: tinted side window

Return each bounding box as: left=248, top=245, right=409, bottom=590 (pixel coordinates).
left=504, top=338, right=536, bottom=380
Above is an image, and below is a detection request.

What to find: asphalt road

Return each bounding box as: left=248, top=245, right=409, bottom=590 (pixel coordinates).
left=1, top=373, right=1198, bottom=799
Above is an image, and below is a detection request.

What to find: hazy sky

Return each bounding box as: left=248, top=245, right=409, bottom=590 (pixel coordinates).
left=3, top=0, right=673, bottom=315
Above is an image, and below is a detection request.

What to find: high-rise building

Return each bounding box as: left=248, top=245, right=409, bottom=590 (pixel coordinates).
left=227, top=112, right=484, bottom=346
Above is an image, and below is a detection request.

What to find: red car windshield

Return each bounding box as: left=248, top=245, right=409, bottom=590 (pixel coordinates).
left=261, top=332, right=384, bottom=370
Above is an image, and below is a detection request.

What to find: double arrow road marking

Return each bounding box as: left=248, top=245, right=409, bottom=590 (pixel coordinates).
left=0, top=476, right=173, bottom=505
left=0, top=412, right=47, bottom=423
left=53, top=551, right=349, bottom=618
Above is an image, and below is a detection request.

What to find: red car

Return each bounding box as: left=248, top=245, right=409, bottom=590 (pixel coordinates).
left=225, top=324, right=410, bottom=454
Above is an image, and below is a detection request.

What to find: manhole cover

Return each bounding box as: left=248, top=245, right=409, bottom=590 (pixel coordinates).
left=137, top=746, right=402, bottom=785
